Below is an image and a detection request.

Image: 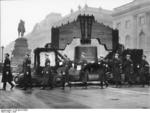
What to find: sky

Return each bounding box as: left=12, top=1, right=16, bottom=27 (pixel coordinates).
left=0, top=0, right=133, bottom=47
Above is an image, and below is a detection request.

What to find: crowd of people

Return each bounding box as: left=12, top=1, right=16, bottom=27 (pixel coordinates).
left=97, top=53, right=150, bottom=88
left=1, top=52, right=150, bottom=91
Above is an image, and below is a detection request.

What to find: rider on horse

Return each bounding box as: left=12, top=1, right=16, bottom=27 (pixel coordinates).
left=18, top=19, right=25, bottom=37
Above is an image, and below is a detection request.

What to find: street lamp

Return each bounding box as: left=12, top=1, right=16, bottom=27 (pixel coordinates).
left=1, top=46, right=4, bottom=63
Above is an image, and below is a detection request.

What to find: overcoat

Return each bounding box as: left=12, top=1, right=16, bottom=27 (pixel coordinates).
left=2, top=58, right=13, bottom=82
left=123, top=59, right=134, bottom=82
left=139, top=59, right=149, bottom=82
left=23, top=58, right=31, bottom=83
left=112, top=58, right=122, bottom=82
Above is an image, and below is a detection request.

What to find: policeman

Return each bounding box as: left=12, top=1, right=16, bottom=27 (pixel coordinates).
left=98, top=57, right=108, bottom=89
left=139, top=55, right=149, bottom=87
left=41, top=54, right=53, bottom=90
left=22, top=54, right=32, bottom=90
left=2, top=53, right=15, bottom=90
left=112, top=53, right=122, bottom=88
left=62, top=62, right=70, bottom=90
left=61, top=64, right=67, bottom=90
left=123, top=54, right=134, bottom=86
left=81, top=60, right=88, bottom=89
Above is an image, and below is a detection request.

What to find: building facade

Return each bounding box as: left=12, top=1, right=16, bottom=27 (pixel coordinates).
left=112, top=0, right=150, bottom=62
left=0, top=1, right=1, bottom=63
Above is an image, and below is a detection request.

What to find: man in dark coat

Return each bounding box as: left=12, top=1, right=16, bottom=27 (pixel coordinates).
left=41, top=54, right=53, bottom=90
left=61, top=61, right=71, bottom=90
left=98, top=57, right=108, bottom=89
left=123, top=54, right=134, bottom=86
left=80, top=60, right=88, bottom=89
left=111, top=53, right=122, bottom=88
left=2, top=53, right=14, bottom=90
left=22, top=54, right=32, bottom=90
left=139, top=55, right=149, bottom=87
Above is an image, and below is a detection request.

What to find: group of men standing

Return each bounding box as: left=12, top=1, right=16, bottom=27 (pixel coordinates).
left=1, top=53, right=32, bottom=90
left=1, top=52, right=149, bottom=90
left=1, top=53, right=54, bottom=90
left=108, top=53, right=149, bottom=88
left=1, top=53, right=15, bottom=90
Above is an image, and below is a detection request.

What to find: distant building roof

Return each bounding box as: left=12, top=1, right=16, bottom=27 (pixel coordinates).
left=53, top=5, right=113, bottom=27
left=113, top=0, right=150, bottom=16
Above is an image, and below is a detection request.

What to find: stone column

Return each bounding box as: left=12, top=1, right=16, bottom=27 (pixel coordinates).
left=144, top=12, right=150, bottom=63
left=145, top=12, right=150, bottom=50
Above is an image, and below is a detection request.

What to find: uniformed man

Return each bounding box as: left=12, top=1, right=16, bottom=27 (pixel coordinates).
left=41, top=54, right=53, bottom=90
left=81, top=60, right=88, bottom=89
left=112, top=53, right=122, bottom=88
left=2, top=53, right=15, bottom=90
left=123, top=54, right=134, bottom=86
left=22, top=54, right=32, bottom=90
left=61, top=61, right=70, bottom=90
left=139, top=55, right=149, bottom=87
left=98, top=57, right=109, bottom=89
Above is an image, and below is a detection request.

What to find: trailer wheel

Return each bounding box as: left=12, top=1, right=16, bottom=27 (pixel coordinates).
left=54, top=76, right=62, bottom=87
left=14, top=76, right=20, bottom=84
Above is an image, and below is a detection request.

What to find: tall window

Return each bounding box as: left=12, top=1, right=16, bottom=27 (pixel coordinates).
left=125, top=20, right=130, bottom=29
left=139, top=31, right=146, bottom=49
left=139, top=16, right=145, bottom=25
left=125, top=35, right=131, bottom=49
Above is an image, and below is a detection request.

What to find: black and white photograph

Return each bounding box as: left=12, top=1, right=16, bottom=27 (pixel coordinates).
left=0, top=0, right=150, bottom=112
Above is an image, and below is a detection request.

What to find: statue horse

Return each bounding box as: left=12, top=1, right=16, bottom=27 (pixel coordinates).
left=18, top=20, right=25, bottom=37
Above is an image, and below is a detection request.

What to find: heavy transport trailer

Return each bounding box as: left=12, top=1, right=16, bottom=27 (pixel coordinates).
left=13, top=46, right=150, bottom=87
left=13, top=44, right=111, bottom=87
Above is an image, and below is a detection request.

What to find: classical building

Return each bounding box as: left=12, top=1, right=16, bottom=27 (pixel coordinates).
left=112, top=0, right=150, bottom=61
left=0, top=36, right=1, bottom=62
left=0, top=7, right=1, bottom=62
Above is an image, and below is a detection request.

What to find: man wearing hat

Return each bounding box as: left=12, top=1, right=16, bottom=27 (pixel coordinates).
left=41, top=54, right=53, bottom=90
left=123, top=54, right=134, bottom=86
left=111, top=53, right=122, bottom=88
left=80, top=60, right=88, bottom=89
left=2, top=53, right=15, bottom=90
left=139, top=55, right=149, bottom=87
left=98, top=56, right=109, bottom=89
left=22, top=54, right=32, bottom=90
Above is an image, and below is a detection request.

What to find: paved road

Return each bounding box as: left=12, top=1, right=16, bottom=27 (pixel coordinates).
left=0, top=86, right=150, bottom=109
left=0, top=75, right=150, bottom=109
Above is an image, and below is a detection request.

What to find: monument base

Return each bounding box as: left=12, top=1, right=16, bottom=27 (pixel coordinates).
left=11, top=37, right=31, bottom=73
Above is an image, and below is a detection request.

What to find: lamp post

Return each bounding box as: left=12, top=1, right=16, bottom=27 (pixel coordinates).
left=1, top=46, right=4, bottom=63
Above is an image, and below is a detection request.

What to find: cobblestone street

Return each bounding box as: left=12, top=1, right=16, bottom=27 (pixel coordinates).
left=0, top=74, right=150, bottom=109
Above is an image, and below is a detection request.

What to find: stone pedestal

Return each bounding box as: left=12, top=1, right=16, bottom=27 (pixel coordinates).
left=11, top=37, right=31, bottom=72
